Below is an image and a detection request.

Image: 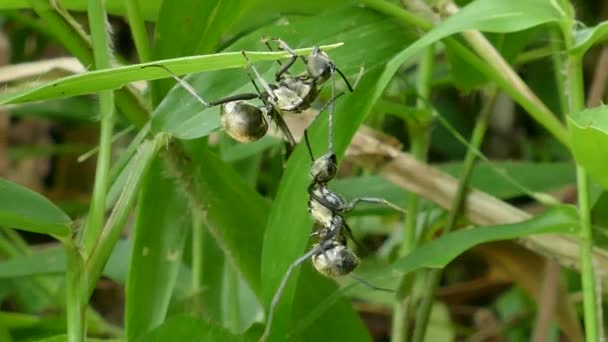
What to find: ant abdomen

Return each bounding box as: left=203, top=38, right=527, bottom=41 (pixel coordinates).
left=311, top=241, right=360, bottom=277
left=220, top=101, right=268, bottom=143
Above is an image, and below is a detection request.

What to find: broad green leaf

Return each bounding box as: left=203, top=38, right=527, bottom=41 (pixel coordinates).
left=32, top=335, right=120, bottom=342
left=187, top=142, right=270, bottom=299
left=568, top=105, right=608, bottom=190
left=135, top=315, right=246, bottom=342
left=151, top=6, right=412, bottom=139
left=0, top=46, right=338, bottom=106
left=291, top=206, right=579, bottom=335
left=221, top=136, right=282, bottom=163
left=0, top=247, right=64, bottom=278
left=290, top=264, right=372, bottom=341
left=125, top=158, right=190, bottom=341
left=0, top=178, right=71, bottom=237
left=572, top=20, right=608, bottom=55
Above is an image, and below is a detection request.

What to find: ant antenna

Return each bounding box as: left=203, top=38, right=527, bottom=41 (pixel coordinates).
left=349, top=273, right=395, bottom=293
left=142, top=64, right=210, bottom=107
left=302, top=92, right=345, bottom=162
left=260, top=246, right=319, bottom=342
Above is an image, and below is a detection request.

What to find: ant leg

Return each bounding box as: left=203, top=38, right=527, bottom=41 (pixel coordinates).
left=271, top=109, right=296, bottom=153
left=206, top=93, right=259, bottom=106
left=142, top=64, right=262, bottom=108
left=349, top=274, right=395, bottom=292
left=143, top=64, right=210, bottom=107
left=304, top=130, right=315, bottom=161
left=333, top=65, right=365, bottom=93
left=260, top=245, right=321, bottom=342
left=272, top=38, right=308, bottom=64
left=263, top=37, right=298, bottom=82
left=342, top=221, right=364, bottom=251
left=344, top=197, right=406, bottom=218
left=241, top=50, right=279, bottom=102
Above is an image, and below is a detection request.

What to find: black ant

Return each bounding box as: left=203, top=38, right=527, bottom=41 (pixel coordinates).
left=142, top=58, right=296, bottom=147
left=260, top=92, right=405, bottom=341
left=262, top=38, right=359, bottom=115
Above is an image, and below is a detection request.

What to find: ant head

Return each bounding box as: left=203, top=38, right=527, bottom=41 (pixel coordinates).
left=306, top=47, right=334, bottom=84
left=310, top=152, right=337, bottom=183
left=311, top=241, right=359, bottom=277
left=220, top=101, right=268, bottom=142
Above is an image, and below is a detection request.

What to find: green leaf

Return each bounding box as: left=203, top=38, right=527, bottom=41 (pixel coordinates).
left=568, top=105, right=608, bottom=190
left=572, top=20, right=608, bottom=56
left=187, top=142, right=270, bottom=299
left=0, top=247, right=64, bottom=278
left=125, top=158, right=190, bottom=341
left=135, top=315, right=246, bottom=342
left=0, top=178, right=71, bottom=237
left=391, top=206, right=578, bottom=273
left=0, top=46, right=339, bottom=106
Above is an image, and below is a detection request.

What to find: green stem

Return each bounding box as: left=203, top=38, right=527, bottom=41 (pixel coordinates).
left=82, top=0, right=116, bottom=257
left=126, top=0, right=151, bottom=63
left=86, top=138, right=160, bottom=297
left=392, top=45, right=434, bottom=342
left=412, top=89, right=496, bottom=342
left=562, top=21, right=600, bottom=339
left=65, top=238, right=86, bottom=342
left=28, top=0, right=148, bottom=127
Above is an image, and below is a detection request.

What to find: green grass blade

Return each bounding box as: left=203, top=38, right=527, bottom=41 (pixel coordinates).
left=0, top=46, right=339, bottom=106
left=125, top=158, right=190, bottom=341
left=135, top=315, right=246, bottom=342
left=568, top=104, right=608, bottom=190
left=0, top=178, right=71, bottom=237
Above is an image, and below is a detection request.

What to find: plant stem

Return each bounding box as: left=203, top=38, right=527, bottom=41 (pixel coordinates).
left=82, top=0, right=116, bottom=257
left=65, top=238, right=86, bottom=342
left=392, top=45, right=434, bottom=342
left=562, top=21, right=600, bottom=340
left=86, top=138, right=160, bottom=297
left=412, top=89, right=496, bottom=342
left=28, top=0, right=149, bottom=127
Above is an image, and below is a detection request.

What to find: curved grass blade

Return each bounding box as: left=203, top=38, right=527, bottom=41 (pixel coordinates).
left=0, top=45, right=340, bottom=106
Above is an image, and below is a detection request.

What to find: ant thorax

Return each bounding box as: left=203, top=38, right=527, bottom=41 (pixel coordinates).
left=308, top=183, right=347, bottom=226
left=219, top=101, right=268, bottom=142
left=311, top=240, right=360, bottom=278
left=273, top=76, right=318, bottom=113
